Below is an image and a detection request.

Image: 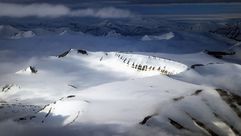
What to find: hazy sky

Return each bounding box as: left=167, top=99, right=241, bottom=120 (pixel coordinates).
left=0, top=0, right=241, bottom=18
left=1, top=0, right=241, bottom=4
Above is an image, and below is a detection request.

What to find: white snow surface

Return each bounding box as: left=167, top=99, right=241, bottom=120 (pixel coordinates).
left=16, top=66, right=35, bottom=75
left=0, top=48, right=241, bottom=136
left=0, top=18, right=241, bottom=136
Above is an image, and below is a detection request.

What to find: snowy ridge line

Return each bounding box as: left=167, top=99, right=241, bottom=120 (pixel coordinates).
left=215, top=89, right=241, bottom=119
left=55, top=49, right=188, bottom=75
left=210, top=22, right=241, bottom=42
left=57, top=49, right=88, bottom=58
left=113, top=52, right=188, bottom=75
left=16, top=66, right=38, bottom=75
left=140, top=88, right=241, bottom=136
left=15, top=95, right=89, bottom=126
left=1, top=84, right=16, bottom=92
left=0, top=84, right=20, bottom=94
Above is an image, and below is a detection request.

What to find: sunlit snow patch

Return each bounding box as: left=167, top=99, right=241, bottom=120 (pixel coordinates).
left=141, top=32, right=175, bottom=41
left=16, top=96, right=89, bottom=126
left=57, top=49, right=188, bottom=76
left=107, top=52, right=188, bottom=75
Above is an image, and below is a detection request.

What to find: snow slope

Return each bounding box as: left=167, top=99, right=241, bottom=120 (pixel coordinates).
left=0, top=16, right=241, bottom=136
left=0, top=48, right=241, bottom=136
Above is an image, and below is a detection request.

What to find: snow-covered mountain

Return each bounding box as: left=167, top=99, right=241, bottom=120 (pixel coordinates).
left=16, top=66, right=38, bottom=75
left=0, top=17, right=232, bottom=39
left=1, top=11, right=241, bottom=135
left=0, top=48, right=241, bottom=135
left=210, top=21, right=241, bottom=42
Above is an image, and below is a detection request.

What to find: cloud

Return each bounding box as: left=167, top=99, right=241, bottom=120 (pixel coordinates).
left=0, top=3, right=134, bottom=18
left=71, top=7, right=134, bottom=18
left=0, top=3, right=70, bottom=17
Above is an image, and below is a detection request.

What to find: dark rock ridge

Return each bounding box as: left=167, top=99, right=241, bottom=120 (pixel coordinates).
left=1, top=84, right=14, bottom=92
left=190, top=64, right=205, bottom=69
left=210, top=22, right=241, bottom=42
left=57, top=49, right=88, bottom=58
left=29, top=66, right=38, bottom=74
left=204, top=50, right=235, bottom=59
left=57, top=49, right=71, bottom=58
left=77, top=49, right=88, bottom=55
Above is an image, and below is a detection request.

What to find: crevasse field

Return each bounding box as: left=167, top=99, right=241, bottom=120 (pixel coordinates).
left=0, top=1, right=241, bottom=136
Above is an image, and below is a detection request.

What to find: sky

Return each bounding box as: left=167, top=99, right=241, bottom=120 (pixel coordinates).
left=0, top=0, right=241, bottom=19
left=1, top=0, right=241, bottom=4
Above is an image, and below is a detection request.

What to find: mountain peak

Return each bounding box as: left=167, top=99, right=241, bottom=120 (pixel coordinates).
left=16, top=66, right=38, bottom=75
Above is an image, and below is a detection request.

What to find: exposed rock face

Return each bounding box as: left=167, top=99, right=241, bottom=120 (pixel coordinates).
left=204, top=50, right=235, bottom=59
left=1, top=84, right=14, bottom=92
left=77, top=49, right=88, bottom=55
left=57, top=49, right=71, bottom=58
left=58, top=49, right=88, bottom=58
left=29, top=66, right=38, bottom=74
left=210, top=23, right=241, bottom=42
